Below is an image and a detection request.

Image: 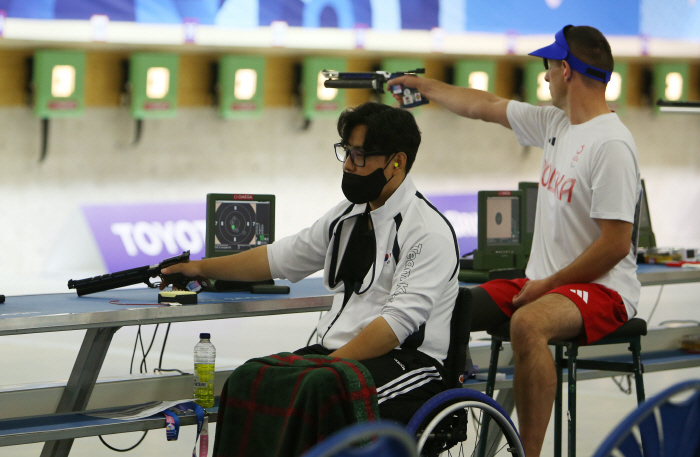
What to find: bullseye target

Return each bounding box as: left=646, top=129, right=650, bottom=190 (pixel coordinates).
left=215, top=203, right=257, bottom=246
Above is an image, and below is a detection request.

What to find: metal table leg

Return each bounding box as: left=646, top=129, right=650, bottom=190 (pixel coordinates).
left=40, top=326, right=120, bottom=457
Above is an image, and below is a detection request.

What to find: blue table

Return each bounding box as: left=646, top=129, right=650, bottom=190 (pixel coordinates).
left=0, top=278, right=333, bottom=457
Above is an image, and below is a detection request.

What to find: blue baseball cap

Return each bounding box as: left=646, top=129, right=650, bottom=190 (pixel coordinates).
left=529, top=25, right=612, bottom=84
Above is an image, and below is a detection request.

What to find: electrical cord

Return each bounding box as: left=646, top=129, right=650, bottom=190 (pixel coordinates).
left=306, top=311, right=324, bottom=347
left=129, top=324, right=160, bottom=374
left=646, top=284, right=665, bottom=324
left=153, top=323, right=191, bottom=375
left=158, top=323, right=170, bottom=370
left=104, top=325, right=158, bottom=453
left=306, top=328, right=317, bottom=347
left=99, top=432, right=148, bottom=452
left=102, top=322, right=190, bottom=452
left=140, top=324, right=160, bottom=373
left=104, top=324, right=166, bottom=453
left=612, top=375, right=633, bottom=395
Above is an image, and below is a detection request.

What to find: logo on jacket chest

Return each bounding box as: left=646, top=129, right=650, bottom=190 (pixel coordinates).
left=570, top=144, right=585, bottom=168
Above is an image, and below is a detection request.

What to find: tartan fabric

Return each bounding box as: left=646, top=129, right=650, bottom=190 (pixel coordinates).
left=213, top=352, right=379, bottom=457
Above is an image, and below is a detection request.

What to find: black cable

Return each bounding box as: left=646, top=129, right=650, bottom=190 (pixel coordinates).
left=113, top=325, right=161, bottom=452
left=612, top=375, right=632, bottom=395
left=151, top=323, right=191, bottom=375
left=306, top=311, right=323, bottom=346
left=139, top=324, right=160, bottom=374
left=461, top=250, right=475, bottom=258
left=129, top=326, right=142, bottom=375
left=138, top=327, right=147, bottom=373
left=99, top=431, right=148, bottom=452
left=306, top=328, right=317, bottom=347
left=646, top=284, right=664, bottom=324
left=158, top=323, right=171, bottom=371
left=153, top=368, right=188, bottom=374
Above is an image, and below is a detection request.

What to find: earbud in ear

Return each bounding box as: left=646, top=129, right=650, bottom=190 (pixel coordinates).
left=394, top=163, right=399, bottom=168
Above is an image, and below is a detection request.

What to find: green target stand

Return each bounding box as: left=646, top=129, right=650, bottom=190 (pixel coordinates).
left=129, top=53, right=179, bottom=119
left=302, top=56, right=346, bottom=120
left=33, top=50, right=86, bottom=118
left=219, top=55, right=266, bottom=119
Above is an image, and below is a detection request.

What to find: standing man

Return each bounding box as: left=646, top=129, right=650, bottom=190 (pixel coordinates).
left=163, top=102, right=460, bottom=423
left=390, top=25, right=641, bottom=456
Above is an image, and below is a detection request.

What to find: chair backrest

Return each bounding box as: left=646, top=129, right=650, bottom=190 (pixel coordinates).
left=301, top=420, right=418, bottom=457
left=443, top=287, right=473, bottom=389
left=593, top=379, right=700, bottom=457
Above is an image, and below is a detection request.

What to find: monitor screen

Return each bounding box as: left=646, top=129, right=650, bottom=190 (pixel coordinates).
left=525, top=186, right=538, bottom=234
left=639, top=187, right=651, bottom=229
left=636, top=179, right=656, bottom=249
left=485, top=195, right=520, bottom=245
left=205, top=194, right=275, bottom=258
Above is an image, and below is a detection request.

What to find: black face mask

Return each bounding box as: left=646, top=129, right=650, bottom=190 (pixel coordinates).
left=341, top=159, right=394, bottom=204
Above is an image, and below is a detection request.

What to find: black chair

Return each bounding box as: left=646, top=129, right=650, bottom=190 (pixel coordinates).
left=484, top=316, right=647, bottom=457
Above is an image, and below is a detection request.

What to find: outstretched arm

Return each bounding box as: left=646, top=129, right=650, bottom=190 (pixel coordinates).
left=387, top=75, right=512, bottom=129
left=160, top=245, right=272, bottom=289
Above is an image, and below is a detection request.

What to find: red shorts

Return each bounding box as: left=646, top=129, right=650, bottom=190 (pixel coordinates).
left=479, top=278, right=628, bottom=345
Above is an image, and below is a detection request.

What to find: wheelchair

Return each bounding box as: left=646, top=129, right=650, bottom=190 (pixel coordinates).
left=404, top=287, right=525, bottom=457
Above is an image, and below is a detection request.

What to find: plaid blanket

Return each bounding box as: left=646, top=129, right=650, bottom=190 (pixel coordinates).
left=213, top=352, right=379, bottom=457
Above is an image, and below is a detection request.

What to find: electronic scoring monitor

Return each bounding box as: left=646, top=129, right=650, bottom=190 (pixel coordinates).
left=518, top=181, right=539, bottom=263
left=636, top=179, right=656, bottom=249
left=473, top=190, right=526, bottom=270
left=205, top=193, right=275, bottom=259
left=485, top=193, right=521, bottom=246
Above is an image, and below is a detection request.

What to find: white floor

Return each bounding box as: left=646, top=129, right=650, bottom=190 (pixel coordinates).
left=2, top=277, right=700, bottom=457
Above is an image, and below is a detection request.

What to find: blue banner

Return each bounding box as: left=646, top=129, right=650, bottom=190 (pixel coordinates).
left=0, top=0, right=697, bottom=39
left=426, top=193, right=478, bottom=257
left=82, top=202, right=205, bottom=273
left=465, top=0, right=640, bottom=36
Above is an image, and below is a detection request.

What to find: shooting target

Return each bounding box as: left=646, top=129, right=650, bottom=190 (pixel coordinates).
left=214, top=203, right=257, bottom=246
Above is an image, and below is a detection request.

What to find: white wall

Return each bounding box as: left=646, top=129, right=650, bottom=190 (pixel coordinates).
left=1, top=105, right=699, bottom=281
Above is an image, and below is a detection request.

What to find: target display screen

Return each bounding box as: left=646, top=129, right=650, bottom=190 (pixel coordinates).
left=205, top=194, right=275, bottom=258
left=485, top=196, right=520, bottom=246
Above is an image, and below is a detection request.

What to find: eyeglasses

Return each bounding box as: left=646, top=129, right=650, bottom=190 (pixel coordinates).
left=334, top=143, right=389, bottom=167
left=543, top=58, right=556, bottom=70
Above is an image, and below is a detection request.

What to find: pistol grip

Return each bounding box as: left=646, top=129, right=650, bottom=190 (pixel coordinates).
left=390, top=84, right=428, bottom=109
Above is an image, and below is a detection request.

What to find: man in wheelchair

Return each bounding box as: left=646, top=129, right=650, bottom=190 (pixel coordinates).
left=163, top=102, right=460, bottom=437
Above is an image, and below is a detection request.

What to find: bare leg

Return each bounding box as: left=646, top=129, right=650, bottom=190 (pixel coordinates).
left=509, top=294, right=584, bottom=457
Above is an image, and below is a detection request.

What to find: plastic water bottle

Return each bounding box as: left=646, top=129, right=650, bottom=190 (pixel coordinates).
left=194, top=333, right=216, bottom=408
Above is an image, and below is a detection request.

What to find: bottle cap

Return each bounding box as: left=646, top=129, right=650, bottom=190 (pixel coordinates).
left=200, top=333, right=210, bottom=339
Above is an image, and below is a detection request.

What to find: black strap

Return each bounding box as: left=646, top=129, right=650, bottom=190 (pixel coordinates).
left=392, top=214, right=403, bottom=263
left=415, top=191, right=460, bottom=280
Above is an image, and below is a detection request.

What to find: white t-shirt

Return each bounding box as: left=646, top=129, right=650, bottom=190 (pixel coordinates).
left=507, top=100, right=642, bottom=318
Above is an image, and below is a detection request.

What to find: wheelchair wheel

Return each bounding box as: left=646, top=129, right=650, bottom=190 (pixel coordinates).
left=406, top=389, right=524, bottom=457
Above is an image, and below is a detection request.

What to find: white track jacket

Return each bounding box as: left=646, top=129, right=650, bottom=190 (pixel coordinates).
left=267, top=175, right=460, bottom=362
